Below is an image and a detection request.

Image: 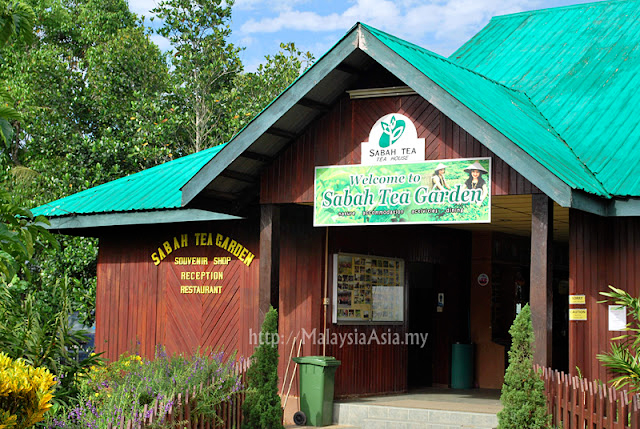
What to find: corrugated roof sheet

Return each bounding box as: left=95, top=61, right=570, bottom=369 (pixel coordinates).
left=451, top=0, right=640, bottom=196
left=362, top=23, right=609, bottom=197
left=32, top=144, right=226, bottom=217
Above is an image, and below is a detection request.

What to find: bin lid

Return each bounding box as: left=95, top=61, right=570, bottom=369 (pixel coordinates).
left=292, top=356, right=341, bottom=367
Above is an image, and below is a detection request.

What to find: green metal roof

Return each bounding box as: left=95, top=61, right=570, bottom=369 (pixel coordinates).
left=34, top=3, right=640, bottom=223
left=451, top=0, right=640, bottom=197
left=362, top=23, right=609, bottom=198
left=32, top=143, right=226, bottom=217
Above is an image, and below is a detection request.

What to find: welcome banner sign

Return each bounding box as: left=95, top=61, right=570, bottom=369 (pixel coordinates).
left=314, top=158, right=491, bottom=226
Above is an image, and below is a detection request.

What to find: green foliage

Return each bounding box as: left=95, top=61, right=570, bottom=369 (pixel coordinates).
left=0, top=278, right=102, bottom=409
left=47, top=349, right=242, bottom=428
left=0, top=87, right=20, bottom=149
left=227, top=42, right=314, bottom=130
left=0, top=0, right=35, bottom=48
left=0, top=189, right=57, bottom=281
left=38, top=235, right=98, bottom=326
left=0, top=191, right=99, bottom=409
left=597, top=285, right=640, bottom=392
left=0, top=0, right=33, bottom=150
left=0, top=352, right=56, bottom=428
left=497, top=304, right=550, bottom=429
left=242, top=307, right=283, bottom=429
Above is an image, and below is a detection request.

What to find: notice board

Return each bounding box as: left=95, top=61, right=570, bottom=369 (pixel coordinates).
left=332, top=253, right=404, bottom=324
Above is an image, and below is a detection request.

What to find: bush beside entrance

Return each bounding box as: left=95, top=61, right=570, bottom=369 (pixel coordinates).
left=497, top=304, right=550, bottom=429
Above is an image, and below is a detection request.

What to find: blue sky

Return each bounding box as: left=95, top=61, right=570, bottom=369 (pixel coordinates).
left=129, top=0, right=594, bottom=71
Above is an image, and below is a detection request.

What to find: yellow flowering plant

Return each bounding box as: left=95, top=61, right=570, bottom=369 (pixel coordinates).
left=0, top=352, right=56, bottom=428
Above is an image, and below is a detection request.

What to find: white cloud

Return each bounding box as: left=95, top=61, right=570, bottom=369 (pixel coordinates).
left=149, top=34, right=172, bottom=51
left=241, top=11, right=349, bottom=34
left=234, top=0, right=310, bottom=12
left=239, top=0, right=546, bottom=55
left=239, top=36, right=256, bottom=46
left=128, top=0, right=160, bottom=17
left=240, top=0, right=403, bottom=34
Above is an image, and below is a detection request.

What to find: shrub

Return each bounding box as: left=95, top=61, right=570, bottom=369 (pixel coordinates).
left=0, top=192, right=99, bottom=409
left=47, top=347, right=242, bottom=428
left=0, top=352, right=56, bottom=428
left=497, top=304, right=550, bottom=429
left=242, top=306, right=283, bottom=429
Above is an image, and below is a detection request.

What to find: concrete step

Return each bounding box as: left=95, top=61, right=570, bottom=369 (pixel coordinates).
left=361, top=419, right=494, bottom=429
left=334, top=403, right=497, bottom=429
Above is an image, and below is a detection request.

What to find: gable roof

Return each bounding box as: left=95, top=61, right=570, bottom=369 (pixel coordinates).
left=451, top=0, right=640, bottom=197
left=180, top=21, right=609, bottom=211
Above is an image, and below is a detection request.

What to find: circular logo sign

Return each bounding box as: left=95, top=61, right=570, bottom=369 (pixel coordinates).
left=477, top=273, right=489, bottom=287
left=361, top=113, right=425, bottom=165
left=368, top=113, right=418, bottom=149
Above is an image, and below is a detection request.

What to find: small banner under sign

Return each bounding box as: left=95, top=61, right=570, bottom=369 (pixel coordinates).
left=569, top=308, right=587, bottom=321
left=569, top=295, right=586, bottom=305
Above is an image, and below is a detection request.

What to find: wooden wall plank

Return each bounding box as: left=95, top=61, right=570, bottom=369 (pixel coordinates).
left=95, top=221, right=259, bottom=362
left=570, top=211, right=640, bottom=382
left=260, top=95, right=541, bottom=204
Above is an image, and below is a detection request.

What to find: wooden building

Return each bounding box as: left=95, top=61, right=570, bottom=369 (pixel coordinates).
left=34, top=0, right=640, bottom=408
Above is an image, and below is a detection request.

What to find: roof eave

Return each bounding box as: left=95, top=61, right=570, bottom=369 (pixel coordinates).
left=44, top=209, right=243, bottom=234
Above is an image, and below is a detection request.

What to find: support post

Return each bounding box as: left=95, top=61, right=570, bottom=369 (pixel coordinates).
left=259, top=204, right=280, bottom=324
left=530, top=194, right=553, bottom=367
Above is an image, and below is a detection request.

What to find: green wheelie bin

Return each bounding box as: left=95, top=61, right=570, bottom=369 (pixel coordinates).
left=451, top=342, right=474, bottom=389
left=292, top=356, right=341, bottom=426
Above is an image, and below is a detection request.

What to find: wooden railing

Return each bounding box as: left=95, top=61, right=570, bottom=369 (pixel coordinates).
left=107, top=359, right=249, bottom=429
left=536, top=365, right=640, bottom=429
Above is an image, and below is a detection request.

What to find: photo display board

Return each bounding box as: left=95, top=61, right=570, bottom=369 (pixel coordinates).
left=332, top=253, right=404, bottom=324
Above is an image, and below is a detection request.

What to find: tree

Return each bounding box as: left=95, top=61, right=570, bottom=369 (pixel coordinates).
left=226, top=43, right=314, bottom=133
left=152, top=0, right=242, bottom=152
left=0, top=189, right=56, bottom=280
left=0, top=0, right=176, bottom=325
left=597, top=285, right=640, bottom=392
left=497, top=304, right=550, bottom=429
left=0, top=0, right=34, bottom=152
left=242, top=307, right=283, bottom=429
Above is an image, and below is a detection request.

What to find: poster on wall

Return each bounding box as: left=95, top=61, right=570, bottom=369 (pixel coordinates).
left=314, top=158, right=491, bottom=226
left=332, top=253, right=404, bottom=324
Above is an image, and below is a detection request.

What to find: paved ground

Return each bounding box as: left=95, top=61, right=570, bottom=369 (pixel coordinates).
left=337, top=387, right=502, bottom=414
left=285, top=425, right=353, bottom=429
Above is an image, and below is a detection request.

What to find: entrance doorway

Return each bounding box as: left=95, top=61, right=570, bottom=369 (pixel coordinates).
left=407, top=262, right=436, bottom=388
